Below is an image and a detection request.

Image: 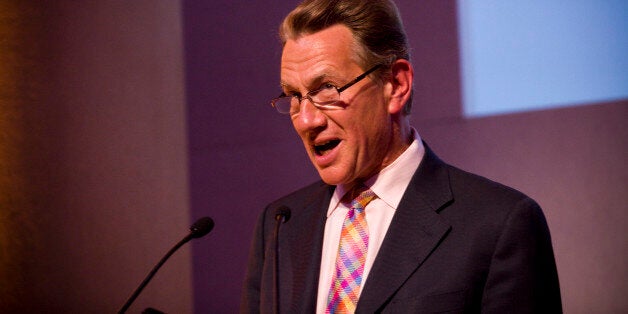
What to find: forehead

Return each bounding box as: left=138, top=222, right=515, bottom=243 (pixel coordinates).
left=280, top=24, right=362, bottom=88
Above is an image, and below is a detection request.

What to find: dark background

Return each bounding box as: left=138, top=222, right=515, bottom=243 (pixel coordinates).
left=1, top=1, right=625, bottom=313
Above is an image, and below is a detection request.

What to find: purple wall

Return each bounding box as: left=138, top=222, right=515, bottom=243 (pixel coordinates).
left=1, top=1, right=193, bottom=312
left=183, top=1, right=627, bottom=313
left=182, top=1, right=316, bottom=311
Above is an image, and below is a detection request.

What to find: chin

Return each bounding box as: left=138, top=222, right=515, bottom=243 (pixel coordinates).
left=316, top=169, right=338, bottom=184
left=318, top=175, right=340, bottom=186
left=316, top=170, right=350, bottom=186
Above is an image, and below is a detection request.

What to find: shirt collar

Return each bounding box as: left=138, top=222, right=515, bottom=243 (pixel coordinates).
left=328, top=128, right=425, bottom=216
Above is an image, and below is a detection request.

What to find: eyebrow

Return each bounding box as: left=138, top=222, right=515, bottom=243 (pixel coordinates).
left=280, top=72, right=340, bottom=92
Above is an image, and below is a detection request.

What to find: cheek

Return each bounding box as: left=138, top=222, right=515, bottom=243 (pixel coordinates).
left=357, top=112, right=392, bottom=157
left=355, top=108, right=389, bottom=138
left=291, top=119, right=307, bottom=138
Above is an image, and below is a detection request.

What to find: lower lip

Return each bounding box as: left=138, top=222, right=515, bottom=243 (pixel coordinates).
left=313, top=141, right=341, bottom=167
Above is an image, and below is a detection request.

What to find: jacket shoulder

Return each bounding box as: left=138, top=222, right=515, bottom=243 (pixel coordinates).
left=268, top=180, right=332, bottom=208
left=446, top=164, right=536, bottom=208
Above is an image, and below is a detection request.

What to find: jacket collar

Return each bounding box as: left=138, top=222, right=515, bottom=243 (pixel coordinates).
left=357, top=144, right=453, bottom=312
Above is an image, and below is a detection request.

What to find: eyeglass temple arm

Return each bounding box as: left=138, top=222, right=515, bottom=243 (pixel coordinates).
left=337, top=64, right=382, bottom=93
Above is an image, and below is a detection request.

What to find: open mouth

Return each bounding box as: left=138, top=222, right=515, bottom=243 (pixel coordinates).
left=314, top=139, right=340, bottom=156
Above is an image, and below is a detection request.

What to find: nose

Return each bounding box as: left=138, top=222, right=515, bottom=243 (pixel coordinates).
left=292, top=99, right=327, bottom=131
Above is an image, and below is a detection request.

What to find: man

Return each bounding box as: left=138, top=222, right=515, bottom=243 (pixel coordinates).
left=241, top=0, right=562, bottom=313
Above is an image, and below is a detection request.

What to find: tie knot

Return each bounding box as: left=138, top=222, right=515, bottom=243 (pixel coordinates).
left=351, top=187, right=376, bottom=211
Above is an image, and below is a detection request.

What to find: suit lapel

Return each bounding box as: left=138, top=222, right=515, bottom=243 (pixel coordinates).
left=357, top=146, right=453, bottom=313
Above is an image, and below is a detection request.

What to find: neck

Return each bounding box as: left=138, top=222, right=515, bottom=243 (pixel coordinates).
left=382, top=116, right=413, bottom=165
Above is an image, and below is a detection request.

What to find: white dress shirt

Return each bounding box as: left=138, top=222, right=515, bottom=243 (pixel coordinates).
left=315, top=130, right=425, bottom=313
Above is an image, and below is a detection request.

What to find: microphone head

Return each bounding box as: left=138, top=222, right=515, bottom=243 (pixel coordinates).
left=274, top=206, right=291, bottom=223
left=189, top=217, right=214, bottom=238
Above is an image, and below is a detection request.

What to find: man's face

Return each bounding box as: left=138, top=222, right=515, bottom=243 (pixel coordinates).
left=280, top=24, right=396, bottom=186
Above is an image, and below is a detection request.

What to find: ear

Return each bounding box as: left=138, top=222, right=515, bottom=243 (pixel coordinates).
left=387, top=59, right=413, bottom=115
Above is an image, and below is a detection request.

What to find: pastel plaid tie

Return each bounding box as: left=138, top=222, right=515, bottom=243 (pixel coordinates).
left=326, top=187, right=376, bottom=313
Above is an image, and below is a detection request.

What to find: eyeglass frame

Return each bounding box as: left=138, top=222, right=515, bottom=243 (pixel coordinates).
left=271, top=64, right=382, bottom=115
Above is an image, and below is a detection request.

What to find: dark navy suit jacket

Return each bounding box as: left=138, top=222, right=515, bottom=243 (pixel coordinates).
left=241, top=146, right=562, bottom=313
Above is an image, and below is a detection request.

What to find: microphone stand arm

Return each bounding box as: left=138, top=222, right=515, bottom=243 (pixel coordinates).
left=118, top=234, right=193, bottom=314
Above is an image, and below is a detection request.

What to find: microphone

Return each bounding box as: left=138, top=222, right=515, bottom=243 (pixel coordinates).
left=275, top=206, right=291, bottom=224
left=118, top=217, right=215, bottom=314
left=273, top=206, right=291, bottom=314
left=190, top=216, right=215, bottom=238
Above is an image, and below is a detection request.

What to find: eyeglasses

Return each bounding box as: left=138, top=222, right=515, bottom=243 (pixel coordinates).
left=271, top=64, right=381, bottom=115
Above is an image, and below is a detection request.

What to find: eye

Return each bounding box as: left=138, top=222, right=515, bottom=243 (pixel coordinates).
left=309, top=83, right=337, bottom=97
left=321, top=82, right=336, bottom=90
left=283, top=91, right=301, bottom=100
